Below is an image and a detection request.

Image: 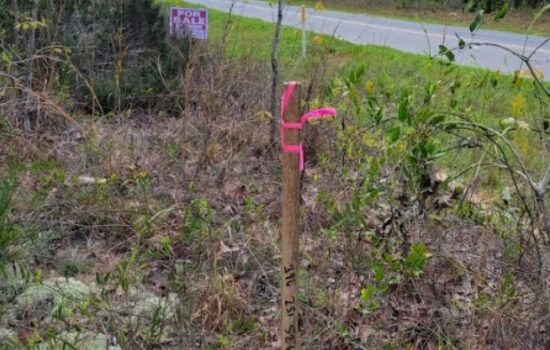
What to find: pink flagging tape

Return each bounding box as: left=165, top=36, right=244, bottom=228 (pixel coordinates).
left=280, top=82, right=337, bottom=171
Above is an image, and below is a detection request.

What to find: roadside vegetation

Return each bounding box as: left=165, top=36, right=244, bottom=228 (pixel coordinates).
left=0, top=0, right=549, bottom=349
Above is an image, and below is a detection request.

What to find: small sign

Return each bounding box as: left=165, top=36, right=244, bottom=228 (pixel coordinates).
left=169, top=8, right=208, bottom=40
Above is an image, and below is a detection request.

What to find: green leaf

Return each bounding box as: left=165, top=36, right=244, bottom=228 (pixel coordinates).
left=415, top=140, right=436, bottom=157
left=438, top=45, right=455, bottom=62
left=404, top=242, right=431, bottom=277
left=424, top=82, right=437, bottom=103
left=458, top=38, right=466, bottom=50
left=444, top=122, right=457, bottom=131
left=372, top=262, right=385, bottom=282
left=398, top=94, right=411, bottom=124
left=494, top=2, right=509, bottom=23
left=385, top=126, right=401, bottom=144
left=348, top=63, right=366, bottom=85
left=470, top=10, right=484, bottom=33
left=360, top=285, right=376, bottom=302
left=498, top=273, right=517, bottom=306
left=417, top=108, right=434, bottom=122
left=429, top=115, right=446, bottom=125
left=416, top=142, right=429, bottom=157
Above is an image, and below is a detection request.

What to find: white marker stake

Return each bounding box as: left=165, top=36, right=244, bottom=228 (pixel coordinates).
left=301, top=5, right=306, bottom=57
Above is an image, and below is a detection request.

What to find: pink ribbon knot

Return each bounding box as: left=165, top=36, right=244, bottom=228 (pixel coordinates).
left=280, top=82, right=337, bottom=171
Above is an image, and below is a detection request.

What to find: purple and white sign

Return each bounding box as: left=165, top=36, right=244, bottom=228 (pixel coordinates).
left=169, top=8, right=208, bottom=40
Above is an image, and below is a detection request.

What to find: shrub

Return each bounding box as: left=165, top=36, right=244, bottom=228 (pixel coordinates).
left=0, top=0, right=170, bottom=118
left=60, top=0, right=167, bottom=112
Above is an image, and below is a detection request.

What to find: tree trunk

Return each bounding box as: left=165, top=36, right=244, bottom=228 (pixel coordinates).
left=21, top=0, right=38, bottom=132
left=10, top=0, right=18, bottom=14
left=270, top=0, right=284, bottom=146
left=8, top=0, right=19, bottom=124
left=535, top=193, right=550, bottom=244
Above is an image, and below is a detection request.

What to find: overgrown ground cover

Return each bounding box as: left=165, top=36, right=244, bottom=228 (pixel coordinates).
left=0, top=0, right=549, bottom=349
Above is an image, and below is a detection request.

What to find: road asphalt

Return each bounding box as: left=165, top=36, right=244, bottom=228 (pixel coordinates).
left=183, top=0, right=550, bottom=80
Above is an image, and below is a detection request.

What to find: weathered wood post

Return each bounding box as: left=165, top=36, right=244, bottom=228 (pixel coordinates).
left=280, top=82, right=301, bottom=350
left=279, top=81, right=336, bottom=349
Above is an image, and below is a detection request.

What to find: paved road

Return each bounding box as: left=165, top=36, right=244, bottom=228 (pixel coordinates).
left=184, top=0, right=550, bottom=79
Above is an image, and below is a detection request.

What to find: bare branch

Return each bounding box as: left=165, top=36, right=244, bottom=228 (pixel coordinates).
left=270, top=0, right=284, bottom=146
left=465, top=41, right=550, bottom=98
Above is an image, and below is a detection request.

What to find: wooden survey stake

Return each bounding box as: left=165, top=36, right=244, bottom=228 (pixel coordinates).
left=279, top=81, right=336, bottom=349
left=281, top=83, right=301, bottom=350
